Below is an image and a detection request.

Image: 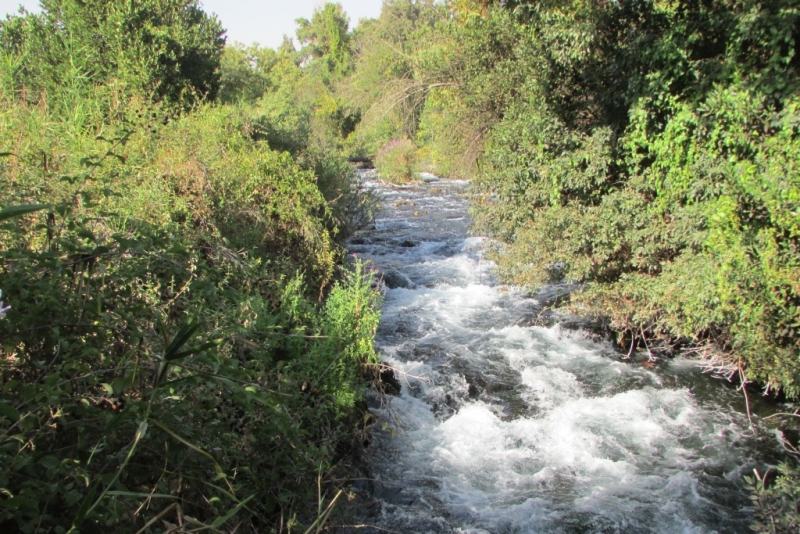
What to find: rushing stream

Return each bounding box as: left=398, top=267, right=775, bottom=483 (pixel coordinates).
left=344, top=171, right=784, bottom=534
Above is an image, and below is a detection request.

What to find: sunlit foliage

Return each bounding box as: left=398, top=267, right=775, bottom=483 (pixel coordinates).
left=0, top=1, right=381, bottom=532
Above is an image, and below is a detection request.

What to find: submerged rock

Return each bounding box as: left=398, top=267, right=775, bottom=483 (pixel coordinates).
left=379, top=367, right=402, bottom=395
left=417, top=171, right=439, bottom=182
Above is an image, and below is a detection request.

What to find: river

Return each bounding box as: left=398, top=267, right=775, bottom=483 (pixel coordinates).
left=343, top=171, right=784, bottom=534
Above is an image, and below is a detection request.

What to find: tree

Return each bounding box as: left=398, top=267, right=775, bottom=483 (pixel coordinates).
left=218, top=42, right=277, bottom=103
left=0, top=0, right=225, bottom=109
left=339, top=0, right=450, bottom=159
left=295, top=3, right=353, bottom=77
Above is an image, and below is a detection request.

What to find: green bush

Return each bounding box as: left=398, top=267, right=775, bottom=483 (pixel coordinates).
left=747, top=462, right=800, bottom=533
left=0, top=0, right=225, bottom=111
left=0, top=65, right=380, bottom=534
left=375, top=138, right=419, bottom=182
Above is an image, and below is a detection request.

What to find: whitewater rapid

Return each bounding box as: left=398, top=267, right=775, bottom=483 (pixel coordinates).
left=345, top=171, right=781, bottom=533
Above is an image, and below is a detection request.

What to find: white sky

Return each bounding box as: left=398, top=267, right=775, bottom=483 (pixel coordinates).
left=0, top=0, right=384, bottom=49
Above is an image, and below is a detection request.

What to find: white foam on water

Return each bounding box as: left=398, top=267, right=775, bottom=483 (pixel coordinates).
left=374, top=218, right=411, bottom=231
left=382, top=283, right=500, bottom=330
left=357, top=174, right=772, bottom=534
left=520, top=366, right=584, bottom=410
left=378, top=383, right=736, bottom=531
left=460, top=236, right=486, bottom=252
left=408, top=254, right=495, bottom=286
left=370, top=319, right=762, bottom=532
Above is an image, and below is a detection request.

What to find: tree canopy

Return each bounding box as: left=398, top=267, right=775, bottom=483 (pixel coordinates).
left=0, top=0, right=225, bottom=109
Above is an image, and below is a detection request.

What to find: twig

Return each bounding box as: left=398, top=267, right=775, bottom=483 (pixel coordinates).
left=134, top=441, right=171, bottom=516
left=763, top=409, right=800, bottom=420
left=304, top=488, right=343, bottom=534
left=640, top=324, right=656, bottom=362
left=623, top=328, right=635, bottom=360
left=134, top=502, right=181, bottom=534
left=738, top=359, right=754, bottom=431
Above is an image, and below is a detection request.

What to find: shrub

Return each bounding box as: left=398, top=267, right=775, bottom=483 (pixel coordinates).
left=375, top=138, right=418, bottom=182
left=747, top=461, right=800, bottom=533
left=0, top=87, right=380, bottom=533
left=0, top=0, right=225, bottom=111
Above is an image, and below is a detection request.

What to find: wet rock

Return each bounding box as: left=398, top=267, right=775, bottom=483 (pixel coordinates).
left=532, top=283, right=582, bottom=308
left=398, top=239, right=417, bottom=248
left=381, top=270, right=416, bottom=289
left=531, top=309, right=611, bottom=342
left=468, top=382, right=481, bottom=398
left=377, top=319, right=416, bottom=338
left=558, top=315, right=612, bottom=341
left=379, top=368, right=402, bottom=395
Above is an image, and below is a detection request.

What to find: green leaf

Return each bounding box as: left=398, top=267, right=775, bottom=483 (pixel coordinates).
left=0, top=204, right=48, bottom=222
left=0, top=402, right=20, bottom=422
left=150, top=419, right=228, bottom=482
left=70, top=477, right=101, bottom=528
left=167, top=340, right=220, bottom=361
left=211, top=494, right=255, bottom=528
left=134, top=421, right=148, bottom=442
left=105, top=491, right=177, bottom=500
left=164, top=321, right=203, bottom=361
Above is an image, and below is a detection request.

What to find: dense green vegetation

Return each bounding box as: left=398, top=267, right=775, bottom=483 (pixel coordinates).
left=0, top=1, right=382, bottom=532
left=2, top=0, right=799, bottom=530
